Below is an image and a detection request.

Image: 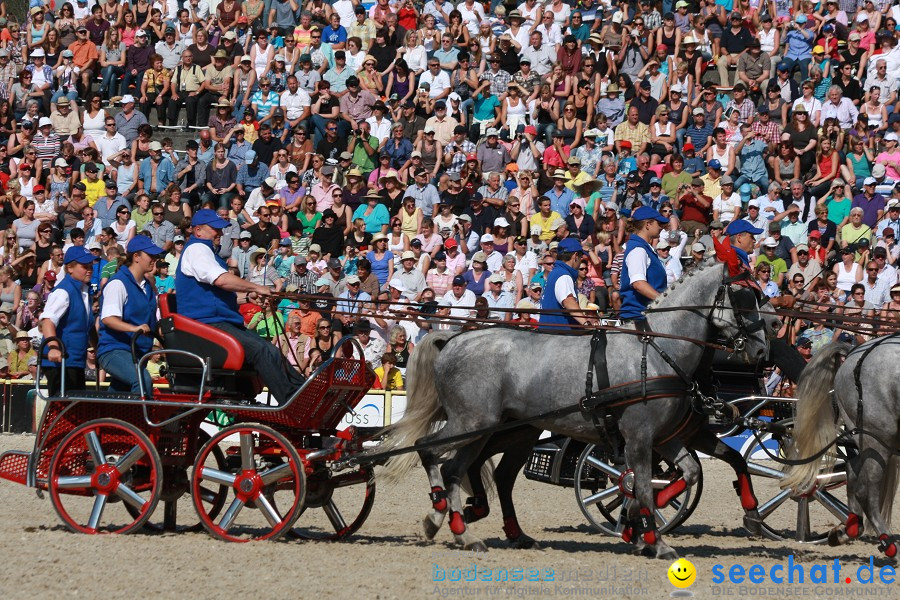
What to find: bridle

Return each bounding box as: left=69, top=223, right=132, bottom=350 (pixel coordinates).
left=708, top=266, right=766, bottom=354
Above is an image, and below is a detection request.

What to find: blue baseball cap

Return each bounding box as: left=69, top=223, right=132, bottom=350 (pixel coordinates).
left=725, top=219, right=764, bottom=236
left=708, top=159, right=722, bottom=170
left=632, top=206, right=670, bottom=223
left=244, top=149, right=257, bottom=164
left=64, top=246, right=98, bottom=265
left=192, top=209, right=230, bottom=229
left=557, top=238, right=584, bottom=253
left=127, top=236, right=165, bottom=255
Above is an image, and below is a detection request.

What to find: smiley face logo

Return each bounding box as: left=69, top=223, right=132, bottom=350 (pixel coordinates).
left=668, top=558, right=696, bottom=589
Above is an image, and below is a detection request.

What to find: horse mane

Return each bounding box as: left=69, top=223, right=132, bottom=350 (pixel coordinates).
left=647, top=257, right=721, bottom=309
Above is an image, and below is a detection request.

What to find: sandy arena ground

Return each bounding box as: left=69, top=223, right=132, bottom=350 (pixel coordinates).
left=0, top=433, right=896, bottom=600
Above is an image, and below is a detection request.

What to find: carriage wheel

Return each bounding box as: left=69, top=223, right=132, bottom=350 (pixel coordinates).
left=574, top=444, right=702, bottom=537
left=289, top=465, right=376, bottom=541
left=191, top=424, right=305, bottom=542
left=125, top=430, right=229, bottom=533
left=741, top=424, right=850, bottom=543
left=48, top=418, right=162, bottom=534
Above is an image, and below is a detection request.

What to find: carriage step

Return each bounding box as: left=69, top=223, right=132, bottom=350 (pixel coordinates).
left=0, top=451, right=31, bottom=486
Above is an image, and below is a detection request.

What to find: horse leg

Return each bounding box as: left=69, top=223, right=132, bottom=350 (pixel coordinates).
left=492, top=429, right=543, bottom=549
left=828, top=453, right=866, bottom=547
left=624, top=438, right=679, bottom=560
left=418, top=443, right=450, bottom=541
left=857, top=446, right=899, bottom=558
left=689, top=428, right=763, bottom=535
left=463, top=455, right=491, bottom=524
left=441, top=438, right=491, bottom=552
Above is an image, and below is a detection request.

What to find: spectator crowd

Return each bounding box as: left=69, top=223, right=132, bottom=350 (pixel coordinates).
left=1, top=0, right=900, bottom=391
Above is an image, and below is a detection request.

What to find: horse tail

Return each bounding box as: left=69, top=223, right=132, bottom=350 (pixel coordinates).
left=376, top=331, right=457, bottom=483
left=781, top=343, right=849, bottom=494
left=880, top=457, right=900, bottom=530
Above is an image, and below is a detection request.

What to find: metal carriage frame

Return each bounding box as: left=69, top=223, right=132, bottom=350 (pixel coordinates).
left=0, top=326, right=377, bottom=542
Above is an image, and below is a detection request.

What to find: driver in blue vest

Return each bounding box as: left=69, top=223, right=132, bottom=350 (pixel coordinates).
left=619, top=206, right=671, bottom=322
left=539, top=237, right=598, bottom=329
left=723, top=219, right=763, bottom=267
left=41, top=246, right=98, bottom=395
left=175, top=209, right=305, bottom=404
left=97, top=236, right=165, bottom=395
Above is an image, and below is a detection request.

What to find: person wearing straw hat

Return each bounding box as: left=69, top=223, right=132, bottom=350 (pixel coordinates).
left=176, top=209, right=306, bottom=403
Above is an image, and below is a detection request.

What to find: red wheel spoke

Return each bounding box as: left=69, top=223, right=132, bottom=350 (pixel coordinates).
left=87, top=494, right=108, bottom=531
left=116, top=484, right=147, bottom=510
left=217, top=497, right=245, bottom=532
left=56, top=475, right=93, bottom=490
left=114, top=445, right=146, bottom=474
left=84, top=430, right=106, bottom=467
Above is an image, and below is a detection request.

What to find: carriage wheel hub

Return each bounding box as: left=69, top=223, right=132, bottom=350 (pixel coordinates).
left=92, top=465, right=119, bottom=494
left=618, top=470, right=635, bottom=497
left=234, top=471, right=263, bottom=500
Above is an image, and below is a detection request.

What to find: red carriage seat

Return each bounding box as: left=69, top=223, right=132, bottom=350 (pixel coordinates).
left=157, top=293, right=261, bottom=397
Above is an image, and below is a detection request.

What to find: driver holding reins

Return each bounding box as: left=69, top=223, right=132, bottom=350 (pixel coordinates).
left=539, top=238, right=599, bottom=329
left=619, top=206, right=671, bottom=323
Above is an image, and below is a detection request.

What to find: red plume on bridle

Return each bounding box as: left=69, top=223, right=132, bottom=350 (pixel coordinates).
left=712, top=235, right=743, bottom=278
left=712, top=234, right=763, bottom=295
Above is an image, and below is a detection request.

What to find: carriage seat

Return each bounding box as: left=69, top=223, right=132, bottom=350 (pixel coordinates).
left=157, top=293, right=261, bottom=397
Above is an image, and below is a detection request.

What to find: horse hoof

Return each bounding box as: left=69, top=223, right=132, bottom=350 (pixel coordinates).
left=743, top=513, right=763, bottom=536
left=828, top=528, right=847, bottom=547
left=465, top=540, right=489, bottom=553
left=423, top=516, right=441, bottom=540
left=510, top=536, right=542, bottom=550
left=657, top=547, right=679, bottom=560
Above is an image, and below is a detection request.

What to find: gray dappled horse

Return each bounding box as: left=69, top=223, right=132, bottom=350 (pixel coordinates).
left=782, top=340, right=900, bottom=558
left=379, top=261, right=779, bottom=558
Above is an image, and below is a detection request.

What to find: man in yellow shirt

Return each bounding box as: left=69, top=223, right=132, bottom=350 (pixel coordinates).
left=82, top=162, right=105, bottom=207
left=529, top=196, right=563, bottom=241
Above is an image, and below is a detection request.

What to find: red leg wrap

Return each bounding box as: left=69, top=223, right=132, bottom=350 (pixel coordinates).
left=656, top=478, right=687, bottom=508
left=468, top=496, right=489, bottom=519
left=431, top=486, right=447, bottom=512
left=502, top=517, right=522, bottom=540
left=640, top=508, right=658, bottom=545
left=621, top=527, right=634, bottom=543
left=735, top=473, right=758, bottom=511
left=846, top=513, right=861, bottom=539
left=449, top=511, right=466, bottom=535
left=879, top=534, right=897, bottom=558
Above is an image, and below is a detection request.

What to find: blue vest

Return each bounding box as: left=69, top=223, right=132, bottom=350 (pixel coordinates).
left=539, top=261, right=580, bottom=329
left=619, top=234, right=668, bottom=321
left=98, top=266, right=158, bottom=357
left=175, top=237, right=244, bottom=326
left=42, top=275, right=91, bottom=369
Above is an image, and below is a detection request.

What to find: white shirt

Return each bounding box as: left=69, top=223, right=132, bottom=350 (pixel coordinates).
left=534, top=22, right=562, bottom=48
left=713, top=192, right=742, bottom=223
left=244, top=188, right=273, bottom=222
left=456, top=1, right=485, bottom=35
left=513, top=250, right=538, bottom=279
left=280, top=88, right=311, bottom=121
left=755, top=195, right=785, bottom=221
left=442, top=288, right=476, bottom=319
left=365, top=115, right=393, bottom=144
left=553, top=272, right=576, bottom=303
left=624, top=245, right=651, bottom=283
left=516, top=1, right=541, bottom=27
left=100, top=275, right=149, bottom=320
left=333, top=0, right=358, bottom=28
left=180, top=241, right=227, bottom=284
left=419, top=69, right=451, bottom=98
left=42, top=280, right=91, bottom=326
left=96, top=132, right=127, bottom=166
left=483, top=249, right=502, bottom=272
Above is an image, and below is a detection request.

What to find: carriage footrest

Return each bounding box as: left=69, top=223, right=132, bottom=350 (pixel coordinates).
left=0, top=450, right=31, bottom=486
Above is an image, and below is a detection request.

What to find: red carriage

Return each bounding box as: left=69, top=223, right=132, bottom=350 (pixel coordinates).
left=0, top=293, right=376, bottom=542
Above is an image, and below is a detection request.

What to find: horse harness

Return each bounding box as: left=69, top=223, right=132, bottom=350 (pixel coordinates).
left=579, top=268, right=765, bottom=452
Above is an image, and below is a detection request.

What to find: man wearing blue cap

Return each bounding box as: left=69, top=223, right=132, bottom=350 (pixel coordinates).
left=41, top=246, right=98, bottom=395
left=175, top=209, right=306, bottom=404
left=724, top=218, right=764, bottom=267
left=619, top=206, right=670, bottom=322
left=539, top=237, right=597, bottom=329
left=97, top=236, right=166, bottom=394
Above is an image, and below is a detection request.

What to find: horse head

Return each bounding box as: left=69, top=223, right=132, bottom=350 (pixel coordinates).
left=709, top=265, right=771, bottom=363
